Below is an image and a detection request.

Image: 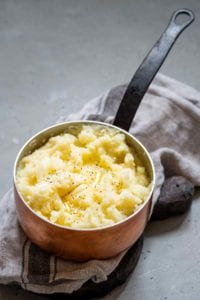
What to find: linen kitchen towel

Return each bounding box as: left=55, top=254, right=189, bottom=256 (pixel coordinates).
left=0, top=73, right=199, bottom=294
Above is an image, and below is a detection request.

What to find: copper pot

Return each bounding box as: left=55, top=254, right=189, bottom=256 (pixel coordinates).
left=13, top=9, right=194, bottom=261
left=14, top=121, right=155, bottom=261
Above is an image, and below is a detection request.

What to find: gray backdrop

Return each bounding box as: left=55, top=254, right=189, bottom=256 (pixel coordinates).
left=0, top=1, right=200, bottom=299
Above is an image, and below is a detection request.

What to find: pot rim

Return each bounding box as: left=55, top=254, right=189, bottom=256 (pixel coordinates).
left=14, top=120, right=156, bottom=232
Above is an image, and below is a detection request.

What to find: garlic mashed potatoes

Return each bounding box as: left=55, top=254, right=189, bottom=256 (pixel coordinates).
left=16, top=125, right=151, bottom=228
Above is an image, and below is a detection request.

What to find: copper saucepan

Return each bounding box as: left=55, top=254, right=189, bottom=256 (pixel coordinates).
left=14, top=9, right=194, bottom=261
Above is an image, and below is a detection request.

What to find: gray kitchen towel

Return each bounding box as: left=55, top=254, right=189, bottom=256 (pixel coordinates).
left=0, top=73, right=200, bottom=294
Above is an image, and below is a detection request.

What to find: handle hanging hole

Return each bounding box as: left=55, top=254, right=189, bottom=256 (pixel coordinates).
left=175, top=12, right=192, bottom=25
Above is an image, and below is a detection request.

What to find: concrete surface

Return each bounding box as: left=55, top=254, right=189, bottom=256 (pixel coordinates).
left=0, top=0, right=199, bottom=299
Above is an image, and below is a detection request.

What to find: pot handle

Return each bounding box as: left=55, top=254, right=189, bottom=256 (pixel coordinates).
left=113, top=9, right=194, bottom=131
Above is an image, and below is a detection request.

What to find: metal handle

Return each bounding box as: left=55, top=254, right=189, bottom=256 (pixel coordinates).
left=113, top=9, right=195, bottom=131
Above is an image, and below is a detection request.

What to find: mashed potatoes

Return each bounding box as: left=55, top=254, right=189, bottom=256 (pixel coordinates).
left=16, top=125, right=151, bottom=228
